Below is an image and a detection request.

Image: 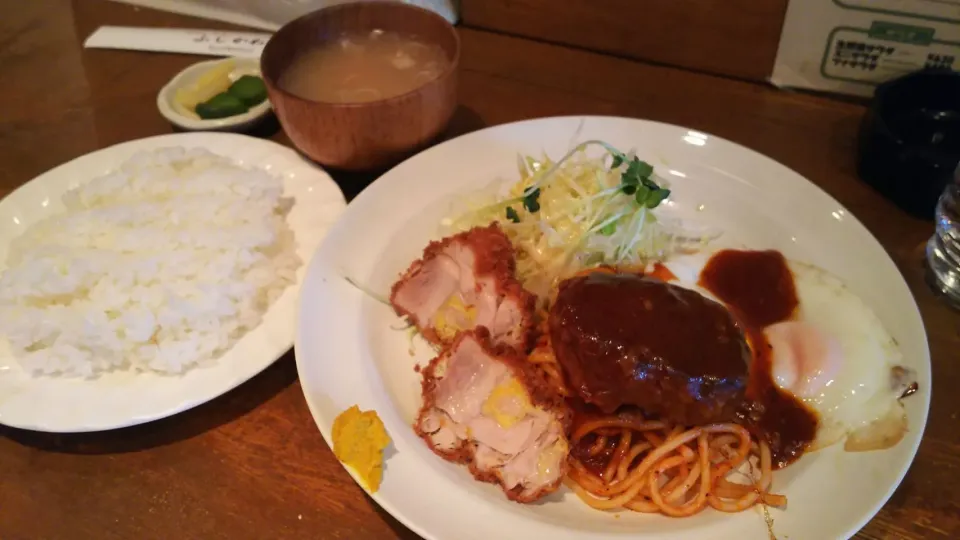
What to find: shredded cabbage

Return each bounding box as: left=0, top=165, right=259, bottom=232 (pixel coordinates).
left=441, top=140, right=714, bottom=300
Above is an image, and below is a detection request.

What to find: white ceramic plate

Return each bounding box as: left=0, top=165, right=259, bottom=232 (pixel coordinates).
left=157, top=58, right=273, bottom=132
left=0, top=133, right=345, bottom=432
left=295, top=116, right=930, bottom=540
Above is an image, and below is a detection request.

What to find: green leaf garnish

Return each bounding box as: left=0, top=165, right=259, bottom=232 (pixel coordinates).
left=644, top=188, right=671, bottom=209
left=600, top=222, right=617, bottom=236
left=618, top=156, right=658, bottom=198
left=633, top=184, right=652, bottom=205
left=610, top=153, right=625, bottom=169
left=522, top=187, right=541, bottom=213
left=635, top=159, right=654, bottom=179
left=624, top=157, right=653, bottom=181
left=505, top=206, right=521, bottom=223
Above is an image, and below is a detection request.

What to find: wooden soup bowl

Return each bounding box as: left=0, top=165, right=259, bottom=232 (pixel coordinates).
left=261, top=1, right=460, bottom=171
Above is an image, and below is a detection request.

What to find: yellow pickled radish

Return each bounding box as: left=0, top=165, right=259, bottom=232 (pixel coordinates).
left=173, top=60, right=236, bottom=119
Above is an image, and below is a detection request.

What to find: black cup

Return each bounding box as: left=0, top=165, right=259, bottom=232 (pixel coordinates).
left=857, top=68, right=960, bottom=220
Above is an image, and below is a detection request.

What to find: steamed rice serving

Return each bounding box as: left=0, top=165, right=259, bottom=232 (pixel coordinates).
left=0, top=147, right=300, bottom=377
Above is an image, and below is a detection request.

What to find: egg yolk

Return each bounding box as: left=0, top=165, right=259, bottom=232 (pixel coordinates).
left=765, top=320, right=842, bottom=399
left=433, top=294, right=477, bottom=340
left=482, top=378, right=533, bottom=429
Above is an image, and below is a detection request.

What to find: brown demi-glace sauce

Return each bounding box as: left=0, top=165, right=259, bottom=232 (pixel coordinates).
left=565, top=251, right=819, bottom=472
left=550, top=272, right=750, bottom=425
left=567, top=402, right=628, bottom=477
left=699, top=249, right=819, bottom=469
left=699, top=250, right=798, bottom=328
left=647, top=262, right=677, bottom=282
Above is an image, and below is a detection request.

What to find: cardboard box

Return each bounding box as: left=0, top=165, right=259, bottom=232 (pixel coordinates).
left=772, top=0, right=960, bottom=97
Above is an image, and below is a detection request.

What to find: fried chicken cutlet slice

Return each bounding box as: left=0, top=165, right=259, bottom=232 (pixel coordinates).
left=414, top=329, right=570, bottom=503
left=390, top=224, right=535, bottom=351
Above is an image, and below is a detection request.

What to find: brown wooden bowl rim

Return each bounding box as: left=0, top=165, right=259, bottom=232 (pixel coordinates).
left=260, top=0, right=461, bottom=110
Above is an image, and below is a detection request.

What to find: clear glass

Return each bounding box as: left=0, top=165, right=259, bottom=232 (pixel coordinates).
left=926, top=181, right=960, bottom=308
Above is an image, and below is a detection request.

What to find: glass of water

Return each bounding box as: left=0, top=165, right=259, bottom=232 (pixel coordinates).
left=926, top=178, right=960, bottom=308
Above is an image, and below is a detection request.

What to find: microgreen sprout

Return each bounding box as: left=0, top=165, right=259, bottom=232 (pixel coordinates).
left=608, top=150, right=669, bottom=208
left=343, top=275, right=389, bottom=306
left=442, top=139, right=716, bottom=301
left=522, top=187, right=541, bottom=213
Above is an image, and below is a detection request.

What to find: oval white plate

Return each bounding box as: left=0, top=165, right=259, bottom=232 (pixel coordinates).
left=0, top=133, right=345, bottom=433
left=295, top=116, right=930, bottom=540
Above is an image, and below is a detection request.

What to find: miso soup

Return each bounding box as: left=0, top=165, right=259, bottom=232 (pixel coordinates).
left=278, top=29, right=450, bottom=103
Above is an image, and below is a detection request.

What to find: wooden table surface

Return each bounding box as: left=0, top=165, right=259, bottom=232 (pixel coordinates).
left=1, top=1, right=958, bottom=539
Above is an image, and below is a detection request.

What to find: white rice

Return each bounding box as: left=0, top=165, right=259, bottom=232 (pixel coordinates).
left=0, top=147, right=301, bottom=377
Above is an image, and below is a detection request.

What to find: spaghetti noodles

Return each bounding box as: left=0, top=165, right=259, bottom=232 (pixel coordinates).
left=530, top=325, right=786, bottom=517
left=565, top=413, right=785, bottom=516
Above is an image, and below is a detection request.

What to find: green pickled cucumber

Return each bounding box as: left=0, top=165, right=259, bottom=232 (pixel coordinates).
left=227, top=75, right=268, bottom=107
left=195, top=92, right=249, bottom=119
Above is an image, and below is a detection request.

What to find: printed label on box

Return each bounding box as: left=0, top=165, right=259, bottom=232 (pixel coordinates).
left=773, top=0, right=960, bottom=97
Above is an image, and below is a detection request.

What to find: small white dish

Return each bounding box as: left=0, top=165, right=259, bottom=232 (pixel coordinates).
left=157, top=57, right=273, bottom=132
left=0, top=132, right=346, bottom=432
left=295, top=116, right=930, bottom=540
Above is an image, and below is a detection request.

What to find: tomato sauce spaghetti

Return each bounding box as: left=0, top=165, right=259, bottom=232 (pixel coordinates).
left=527, top=252, right=820, bottom=517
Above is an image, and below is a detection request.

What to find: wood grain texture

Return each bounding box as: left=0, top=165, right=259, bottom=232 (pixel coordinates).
left=261, top=1, right=460, bottom=170
left=1, top=1, right=958, bottom=539
left=459, top=0, right=789, bottom=82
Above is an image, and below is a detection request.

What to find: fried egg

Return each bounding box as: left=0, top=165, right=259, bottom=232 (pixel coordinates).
left=660, top=251, right=915, bottom=453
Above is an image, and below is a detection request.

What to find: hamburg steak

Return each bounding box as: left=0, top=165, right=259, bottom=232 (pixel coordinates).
left=548, top=272, right=749, bottom=425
